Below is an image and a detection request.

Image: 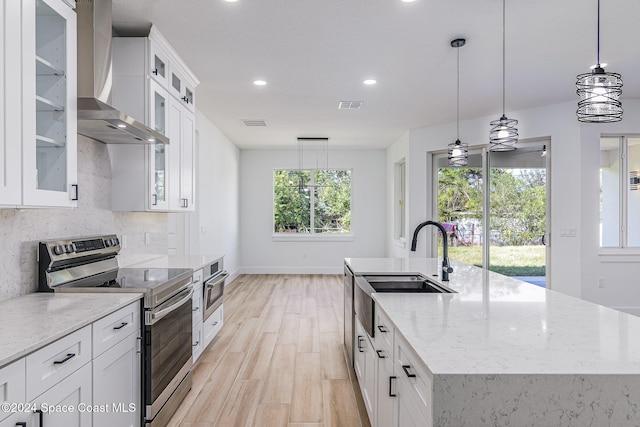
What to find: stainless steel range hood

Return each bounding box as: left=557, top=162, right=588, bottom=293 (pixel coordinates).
left=76, top=0, right=168, bottom=145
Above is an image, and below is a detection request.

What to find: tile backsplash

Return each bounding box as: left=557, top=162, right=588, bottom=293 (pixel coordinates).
left=0, top=135, right=168, bottom=301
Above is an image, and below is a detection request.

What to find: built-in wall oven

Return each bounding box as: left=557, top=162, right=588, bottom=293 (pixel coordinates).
left=38, top=235, right=194, bottom=427
left=203, top=258, right=227, bottom=321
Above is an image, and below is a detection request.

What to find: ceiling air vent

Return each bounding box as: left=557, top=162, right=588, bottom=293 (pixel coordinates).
left=338, top=101, right=363, bottom=110
left=241, top=119, right=267, bottom=127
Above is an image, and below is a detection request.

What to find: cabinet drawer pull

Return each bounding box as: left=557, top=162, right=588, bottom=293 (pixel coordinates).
left=192, top=341, right=200, bottom=347
left=402, top=364, right=416, bottom=378
left=357, top=335, right=364, bottom=352
left=212, top=321, right=218, bottom=326
left=389, top=376, right=397, bottom=397
left=53, top=353, right=76, bottom=365
left=152, top=194, right=158, bottom=206
left=377, top=325, right=388, bottom=333
left=376, top=349, right=386, bottom=359
left=192, top=307, right=200, bottom=312
left=71, top=184, right=78, bottom=201
left=15, top=422, right=27, bottom=427
left=113, top=322, right=128, bottom=330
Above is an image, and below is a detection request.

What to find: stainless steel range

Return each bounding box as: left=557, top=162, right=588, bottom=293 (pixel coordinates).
left=38, top=234, right=194, bottom=427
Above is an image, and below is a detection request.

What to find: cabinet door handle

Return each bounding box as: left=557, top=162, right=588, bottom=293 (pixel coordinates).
left=34, top=408, right=43, bottom=426
left=192, top=341, right=200, bottom=347
left=153, top=69, right=159, bottom=75
left=402, top=364, right=416, bottom=378
left=113, top=322, right=128, bottom=330
left=192, top=306, right=199, bottom=312
left=15, top=422, right=27, bottom=427
left=389, top=376, right=397, bottom=397
left=182, top=96, right=188, bottom=103
left=357, top=335, right=364, bottom=352
left=212, top=321, right=218, bottom=326
left=376, top=349, right=386, bottom=359
left=152, top=194, right=158, bottom=206
left=71, top=184, right=78, bottom=201
left=53, top=353, right=76, bottom=365
left=182, top=198, right=189, bottom=208
left=377, top=325, right=388, bottom=333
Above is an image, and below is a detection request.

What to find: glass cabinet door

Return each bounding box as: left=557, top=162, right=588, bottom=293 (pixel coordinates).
left=149, top=41, right=169, bottom=87
left=148, top=80, right=169, bottom=210
left=22, top=0, right=77, bottom=207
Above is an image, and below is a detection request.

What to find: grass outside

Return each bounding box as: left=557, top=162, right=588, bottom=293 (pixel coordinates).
left=439, top=245, right=546, bottom=276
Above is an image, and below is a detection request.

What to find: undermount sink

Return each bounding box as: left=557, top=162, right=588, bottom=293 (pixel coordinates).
left=363, top=274, right=454, bottom=293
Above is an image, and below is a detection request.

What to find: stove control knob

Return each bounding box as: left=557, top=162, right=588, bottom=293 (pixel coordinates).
left=104, top=239, right=112, bottom=247
left=53, top=245, right=65, bottom=255
left=65, top=244, right=75, bottom=253
left=113, top=238, right=119, bottom=246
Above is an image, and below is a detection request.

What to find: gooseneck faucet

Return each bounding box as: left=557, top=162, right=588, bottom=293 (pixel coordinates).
left=410, top=220, right=453, bottom=281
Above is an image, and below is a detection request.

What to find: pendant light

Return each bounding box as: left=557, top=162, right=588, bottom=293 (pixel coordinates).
left=489, top=0, right=518, bottom=151
left=448, top=38, right=468, bottom=167
left=576, top=0, right=622, bottom=123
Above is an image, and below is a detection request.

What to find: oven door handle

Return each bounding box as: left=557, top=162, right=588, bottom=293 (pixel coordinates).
left=148, top=287, right=194, bottom=325
left=205, top=271, right=228, bottom=288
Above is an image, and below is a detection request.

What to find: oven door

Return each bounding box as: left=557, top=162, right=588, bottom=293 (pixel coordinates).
left=145, top=286, right=193, bottom=422
left=203, top=271, right=227, bottom=321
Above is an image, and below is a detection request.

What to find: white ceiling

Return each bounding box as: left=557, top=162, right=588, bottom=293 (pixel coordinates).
left=112, top=0, right=640, bottom=149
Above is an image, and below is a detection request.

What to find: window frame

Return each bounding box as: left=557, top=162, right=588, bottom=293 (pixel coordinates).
left=599, top=134, right=640, bottom=256
left=272, top=168, right=354, bottom=242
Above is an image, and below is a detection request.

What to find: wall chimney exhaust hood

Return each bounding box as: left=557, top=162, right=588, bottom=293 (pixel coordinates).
left=76, top=0, right=168, bottom=145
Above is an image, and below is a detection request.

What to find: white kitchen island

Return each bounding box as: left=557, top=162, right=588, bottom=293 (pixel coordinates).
left=345, top=257, right=640, bottom=426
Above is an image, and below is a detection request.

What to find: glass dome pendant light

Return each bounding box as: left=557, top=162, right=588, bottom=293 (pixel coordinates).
left=576, top=0, right=622, bottom=123
left=489, top=0, right=518, bottom=151
left=448, top=38, right=468, bottom=167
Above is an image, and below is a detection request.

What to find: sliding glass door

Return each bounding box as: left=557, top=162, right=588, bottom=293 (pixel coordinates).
left=434, top=141, right=549, bottom=287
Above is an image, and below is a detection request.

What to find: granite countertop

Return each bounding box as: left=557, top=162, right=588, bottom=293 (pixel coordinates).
left=0, top=293, right=142, bottom=368
left=346, top=257, right=640, bottom=376
left=120, top=254, right=224, bottom=271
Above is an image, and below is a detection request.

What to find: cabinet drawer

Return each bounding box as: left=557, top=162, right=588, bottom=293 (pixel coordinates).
left=203, top=305, right=223, bottom=348
left=395, top=334, right=433, bottom=422
left=192, top=269, right=204, bottom=290
left=26, top=325, right=91, bottom=401
left=93, top=301, right=141, bottom=358
left=374, top=309, right=394, bottom=355
left=0, top=359, right=26, bottom=422
left=192, top=270, right=204, bottom=323
left=192, top=321, right=204, bottom=363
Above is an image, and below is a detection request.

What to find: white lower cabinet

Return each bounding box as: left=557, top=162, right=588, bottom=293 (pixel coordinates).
left=192, top=269, right=205, bottom=363
left=0, top=301, right=141, bottom=427
left=92, top=332, right=140, bottom=427
left=29, top=362, right=92, bottom=427
left=353, top=317, right=377, bottom=426
left=354, top=306, right=433, bottom=427
left=203, top=305, right=224, bottom=349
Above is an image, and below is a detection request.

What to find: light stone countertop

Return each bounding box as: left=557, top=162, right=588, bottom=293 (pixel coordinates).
left=0, top=293, right=142, bottom=368
left=121, top=254, right=224, bottom=271
left=346, top=257, right=640, bottom=375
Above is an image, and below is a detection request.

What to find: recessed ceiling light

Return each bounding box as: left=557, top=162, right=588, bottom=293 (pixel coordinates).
left=224, top=0, right=238, bottom=2
left=117, top=124, right=127, bottom=128
left=401, top=0, right=417, bottom=2
left=363, top=79, right=377, bottom=85
left=253, top=80, right=267, bottom=86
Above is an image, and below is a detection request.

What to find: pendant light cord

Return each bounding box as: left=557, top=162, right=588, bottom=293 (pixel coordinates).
left=456, top=45, right=460, bottom=140
left=502, top=0, right=506, bottom=116
left=597, top=0, right=601, bottom=65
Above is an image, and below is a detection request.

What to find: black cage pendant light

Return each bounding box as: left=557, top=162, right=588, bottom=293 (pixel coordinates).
left=489, top=0, right=518, bottom=151
left=448, top=38, right=468, bottom=167
left=576, top=0, right=622, bottom=123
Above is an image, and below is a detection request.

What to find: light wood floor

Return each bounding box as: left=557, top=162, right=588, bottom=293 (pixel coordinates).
left=168, top=274, right=371, bottom=427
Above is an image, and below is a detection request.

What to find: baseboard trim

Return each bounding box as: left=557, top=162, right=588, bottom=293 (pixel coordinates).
left=239, top=266, right=343, bottom=275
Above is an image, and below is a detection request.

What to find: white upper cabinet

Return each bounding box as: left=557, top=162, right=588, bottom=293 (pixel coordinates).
left=111, top=25, right=198, bottom=212
left=0, top=0, right=22, bottom=205
left=0, top=0, right=77, bottom=208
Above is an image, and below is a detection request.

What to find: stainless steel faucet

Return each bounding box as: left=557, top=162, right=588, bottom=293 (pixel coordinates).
left=410, top=220, right=453, bottom=281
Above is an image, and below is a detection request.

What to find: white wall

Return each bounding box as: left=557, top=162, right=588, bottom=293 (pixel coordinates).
left=0, top=135, right=168, bottom=302
left=188, top=110, right=241, bottom=280
left=240, top=149, right=386, bottom=274
left=386, top=99, right=640, bottom=314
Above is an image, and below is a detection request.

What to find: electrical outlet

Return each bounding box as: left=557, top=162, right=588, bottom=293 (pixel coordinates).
left=561, top=228, right=577, bottom=237
left=145, top=232, right=150, bottom=245
left=121, top=234, right=127, bottom=249
left=598, top=278, right=606, bottom=288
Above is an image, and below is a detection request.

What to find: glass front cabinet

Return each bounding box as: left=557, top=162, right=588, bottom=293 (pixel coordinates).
left=22, top=0, right=77, bottom=207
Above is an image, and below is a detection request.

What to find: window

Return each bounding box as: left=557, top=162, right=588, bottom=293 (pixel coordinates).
left=600, top=136, right=640, bottom=248
left=273, top=169, right=352, bottom=235
left=394, top=160, right=406, bottom=240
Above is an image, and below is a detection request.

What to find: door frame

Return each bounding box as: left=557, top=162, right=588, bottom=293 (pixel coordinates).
left=431, top=137, right=552, bottom=288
